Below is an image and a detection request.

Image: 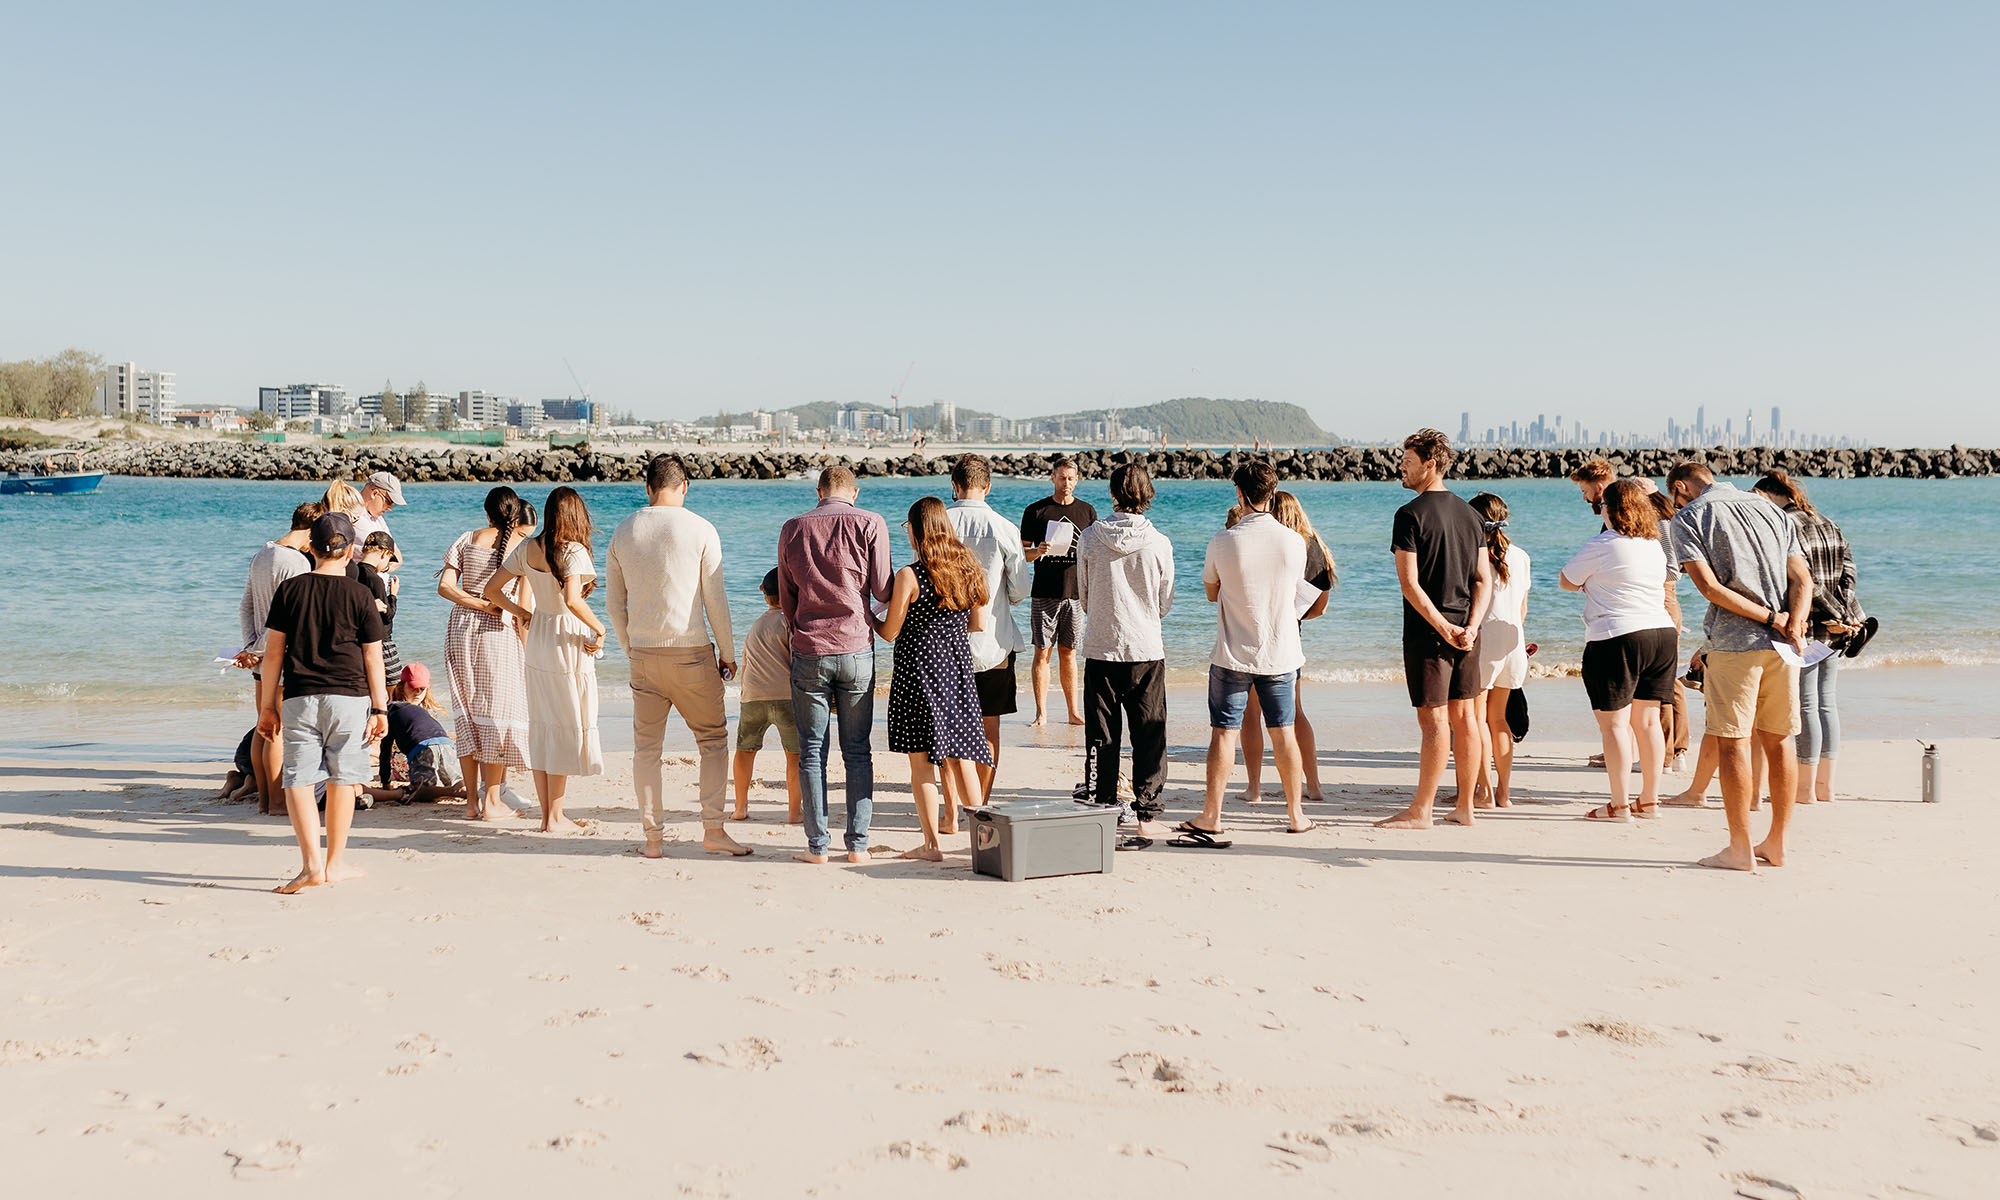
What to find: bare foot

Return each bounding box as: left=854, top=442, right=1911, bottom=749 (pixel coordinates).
left=1753, top=841, right=1786, bottom=866
left=642, top=839, right=664, bottom=859
left=1443, top=809, right=1475, bottom=826
left=703, top=831, right=753, bottom=857
left=539, top=816, right=587, bottom=834
left=1493, top=788, right=1512, bottom=808
left=1134, top=819, right=1173, bottom=837
left=1375, top=807, right=1433, bottom=830
left=845, top=850, right=868, bottom=864
left=1472, top=791, right=1495, bottom=810
left=794, top=852, right=830, bottom=864
left=729, top=808, right=749, bottom=821
left=274, top=868, right=325, bottom=895
left=897, top=844, right=944, bottom=861
left=324, top=861, right=366, bottom=884
left=1662, top=790, right=1711, bottom=809
left=1233, top=789, right=1266, bottom=805
left=1303, top=789, right=1325, bottom=804
left=476, top=804, right=519, bottom=821
left=787, top=811, right=803, bottom=826
left=1067, top=713, right=1086, bottom=726
left=1698, top=847, right=1758, bottom=872
left=1027, top=714, right=1047, bottom=728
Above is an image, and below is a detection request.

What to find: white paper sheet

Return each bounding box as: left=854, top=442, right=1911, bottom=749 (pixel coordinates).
left=1801, top=639, right=1836, bottom=667
left=1294, top=579, right=1323, bottom=619
left=1042, top=519, right=1076, bottom=557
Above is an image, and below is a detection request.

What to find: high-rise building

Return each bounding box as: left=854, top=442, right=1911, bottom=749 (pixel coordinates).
left=1459, top=412, right=1471, bottom=444
left=98, top=362, right=177, bottom=422
left=457, top=390, right=512, bottom=426
left=541, top=398, right=593, bottom=424
left=1696, top=406, right=1706, bottom=441
left=258, top=383, right=347, bottom=423
left=1771, top=407, right=1782, bottom=441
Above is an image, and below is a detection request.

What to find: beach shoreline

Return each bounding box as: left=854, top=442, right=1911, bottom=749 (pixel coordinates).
left=4, top=724, right=1994, bottom=1195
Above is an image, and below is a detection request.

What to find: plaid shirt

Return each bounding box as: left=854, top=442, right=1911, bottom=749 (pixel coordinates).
left=1788, top=507, right=1859, bottom=640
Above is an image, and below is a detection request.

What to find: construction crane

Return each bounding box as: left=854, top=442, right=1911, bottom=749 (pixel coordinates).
left=889, top=361, right=915, bottom=428
left=563, top=357, right=591, bottom=411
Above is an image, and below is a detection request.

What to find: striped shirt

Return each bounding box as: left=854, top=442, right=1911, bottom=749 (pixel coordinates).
left=1788, top=507, right=1860, bottom=640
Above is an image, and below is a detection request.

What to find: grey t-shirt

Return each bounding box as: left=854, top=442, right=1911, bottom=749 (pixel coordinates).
left=1667, top=482, right=1801, bottom=653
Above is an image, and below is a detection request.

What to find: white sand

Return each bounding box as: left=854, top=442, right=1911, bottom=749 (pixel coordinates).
left=3, top=681, right=1995, bottom=1196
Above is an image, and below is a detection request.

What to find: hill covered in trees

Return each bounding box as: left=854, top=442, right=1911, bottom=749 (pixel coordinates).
left=1057, top=398, right=1336, bottom=445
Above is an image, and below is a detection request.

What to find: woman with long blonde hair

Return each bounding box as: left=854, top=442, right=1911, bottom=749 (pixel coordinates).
left=487, top=486, right=606, bottom=832
left=1234, top=491, right=1334, bottom=806
left=875, top=496, right=991, bottom=861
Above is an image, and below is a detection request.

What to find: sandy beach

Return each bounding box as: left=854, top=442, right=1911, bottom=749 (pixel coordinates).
left=4, top=678, right=1994, bottom=1198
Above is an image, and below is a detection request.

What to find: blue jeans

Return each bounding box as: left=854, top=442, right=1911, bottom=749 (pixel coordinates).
left=1795, top=655, right=1840, bottom=764
left=790, top=650, right=876, bottom=855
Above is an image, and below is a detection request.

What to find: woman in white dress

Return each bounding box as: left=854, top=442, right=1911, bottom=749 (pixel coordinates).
left=485, top=486, right=606, bottom=832
left=1469, top=493, right=1530, bottom=807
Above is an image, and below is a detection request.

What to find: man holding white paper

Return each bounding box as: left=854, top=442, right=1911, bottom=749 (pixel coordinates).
left=1021, top=457, right=1097, bottom=727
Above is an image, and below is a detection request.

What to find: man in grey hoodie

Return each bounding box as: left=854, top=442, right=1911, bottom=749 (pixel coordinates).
left=1075, top=463, right=1175, bottom=842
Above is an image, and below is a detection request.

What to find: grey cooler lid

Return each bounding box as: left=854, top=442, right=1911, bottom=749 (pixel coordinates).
left=965, top=799, right=1117, bottom=823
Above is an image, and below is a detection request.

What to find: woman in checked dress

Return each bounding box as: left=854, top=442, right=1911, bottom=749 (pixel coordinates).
left=876, top=497, right=992, bottom=861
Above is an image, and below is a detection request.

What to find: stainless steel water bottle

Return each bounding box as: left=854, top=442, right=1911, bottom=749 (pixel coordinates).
left=1921, top=743, right=1940, bottom=804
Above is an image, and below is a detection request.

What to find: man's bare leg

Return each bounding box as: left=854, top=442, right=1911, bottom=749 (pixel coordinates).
left=783, top=752, right=803, bottom=823
left=1028, top=647, right=1053, bottom=727
left=1059, top=646, right=1084, bottom=725
left=323, top=783, right=364, bottom=882
left=976, top=715, right=1001, bottom=803
left=1698, top=735, right=1758, bottom=870
left=1749, top=739, right=1766, bottom=811
left=277, top=783, right=325, bottom=893
left=1195, top=728, right=1238, bottom=832
left=731, top=750, right=757, bottom=820
left=1755, top=729, right=1797, bottom=865
left=1485, top=687, right=1515, bottom=806
left=1666, top=734, right=1719, bottom=807
left=1443, top=699, right=1480, bottom=825
left=1234, top=690, right=1266, bottom=802
left=255, top=730, right=284, bottom=815
left=1378, top=705, right=1450, bottom=828
left=1268, top=725, right=1310, bottom=832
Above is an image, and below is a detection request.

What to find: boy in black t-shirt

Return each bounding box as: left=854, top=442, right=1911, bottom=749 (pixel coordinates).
left=1377, top=429, right=1492, bottom=831
left=258, top=513, right=389, bottom=894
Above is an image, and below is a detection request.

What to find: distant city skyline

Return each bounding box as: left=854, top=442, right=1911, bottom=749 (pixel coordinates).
left=5, top=4, right=1995, bottom=444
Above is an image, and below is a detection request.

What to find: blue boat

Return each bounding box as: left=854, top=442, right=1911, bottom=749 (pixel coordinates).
left=1, top=451, right=107, bottom=496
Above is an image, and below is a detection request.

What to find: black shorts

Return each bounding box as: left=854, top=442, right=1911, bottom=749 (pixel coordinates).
left=1404, top=634, right=1479, bottom=708
left=1582, top=628, right=1679, bottom=712
left=975, top=653, right=1018, bottom=717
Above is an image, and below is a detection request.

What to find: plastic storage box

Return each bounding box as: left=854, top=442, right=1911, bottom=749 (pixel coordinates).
left=964, top=800, right=1118, bottom=882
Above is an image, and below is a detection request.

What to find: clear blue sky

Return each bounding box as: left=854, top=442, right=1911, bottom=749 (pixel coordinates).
left=6, top=1, right=1995, bottom=443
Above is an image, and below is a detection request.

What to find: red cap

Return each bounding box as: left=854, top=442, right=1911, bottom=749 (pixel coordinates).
left=399, top=663, right=431, bottom=689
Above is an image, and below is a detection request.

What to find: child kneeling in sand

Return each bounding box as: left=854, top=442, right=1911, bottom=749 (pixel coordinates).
left=365, top=663, right=466, bottom=806
left=733, top=570, right=803, bottom=823
left=257, top=512, right=390, bottom=894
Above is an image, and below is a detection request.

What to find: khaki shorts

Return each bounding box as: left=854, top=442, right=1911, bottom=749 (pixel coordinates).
left=1702, top=649, right=1800, bottom=739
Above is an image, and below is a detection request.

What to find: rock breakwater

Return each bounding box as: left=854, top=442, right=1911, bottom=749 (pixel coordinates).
left=5, top=441, right=1996, bottom=484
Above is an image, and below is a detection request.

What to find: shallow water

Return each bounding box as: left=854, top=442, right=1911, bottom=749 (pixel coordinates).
left=3, top=473, right=1994, bottom=757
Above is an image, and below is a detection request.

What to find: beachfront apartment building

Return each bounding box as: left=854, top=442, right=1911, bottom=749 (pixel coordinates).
left=258, top=383, right=360, bottom=431
left=97, top=362, right=178, bottom=422
left=457, top=390, right=513, bottom=427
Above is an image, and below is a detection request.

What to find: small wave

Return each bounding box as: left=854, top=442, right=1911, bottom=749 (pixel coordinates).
left=1301, top=667, right=1405, bottom=684
left=1841, top=649, right=2000, bottom=670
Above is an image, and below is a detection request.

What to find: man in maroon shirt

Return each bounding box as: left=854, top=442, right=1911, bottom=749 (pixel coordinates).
left=776, top=466, right=893, bottom=863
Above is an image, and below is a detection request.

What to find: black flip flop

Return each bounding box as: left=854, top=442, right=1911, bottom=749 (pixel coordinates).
left=1174, top=820, right=1227, bottom=837
left=1168, top=828, right=1233, bottom=850
left=1116, top=836, right=1153, bottom=852
left=1843, top=616, right=1880, bottom=659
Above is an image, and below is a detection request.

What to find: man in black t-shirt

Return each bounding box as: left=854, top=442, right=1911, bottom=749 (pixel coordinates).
left=1020, top=457, right=1097, bottom=727
left=258, top=513, right=389, bottom=894
left=1377, top=429, right=1492, bottom=831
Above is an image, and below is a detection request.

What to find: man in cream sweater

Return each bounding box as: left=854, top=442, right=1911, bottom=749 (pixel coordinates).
left=607, top=455, right=748, bottom=860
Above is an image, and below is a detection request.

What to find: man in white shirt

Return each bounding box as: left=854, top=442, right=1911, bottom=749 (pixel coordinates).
left=606, top=455, right=747, bottom=860
left=1187, top=461, right=1311, bottom=842
left=351, top=472, right=405, bottom=545
left=945, top=454, right=1030, bottom=804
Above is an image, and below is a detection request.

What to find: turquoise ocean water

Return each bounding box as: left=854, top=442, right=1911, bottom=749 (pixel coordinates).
left=2, top=473, right=1995, bottom=758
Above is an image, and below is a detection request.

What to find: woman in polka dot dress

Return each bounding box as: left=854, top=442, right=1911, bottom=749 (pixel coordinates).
left=876, top=496, right=993, bottom=861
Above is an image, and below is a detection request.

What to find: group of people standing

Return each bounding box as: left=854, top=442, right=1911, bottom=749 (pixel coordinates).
left=235, top=429, right=1867, bottom=892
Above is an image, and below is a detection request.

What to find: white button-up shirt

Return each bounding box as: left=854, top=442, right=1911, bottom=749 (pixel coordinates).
left=946, top=498, right=1030, bottom=672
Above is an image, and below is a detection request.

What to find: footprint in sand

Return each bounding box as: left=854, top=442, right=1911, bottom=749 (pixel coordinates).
left=387, top=1033, right=449, bottom=1075
left=791, top=967, right=858, bottom=995
left=1929, top=1115, right=1999, bottom=1148
left=166, top=1114, right=237, bottom=1138
left=208, top=947, right=277, bottom=963
left=224, top=1138, right=304, bottom=1177
left=674, top=964, right=731, bottom=983
left=529, top=971, right=570, bottom=983
left=575, top=1095, right=615, bottom=1110
left=687, top=1037, right=779, bottom=1070
left=545, top=1009, right=607, bottom=1027
left=2, top=1037, right=126, bottom=1064
left=1114, top=1052, right=1218, bottom=1094
left=881, top=1141, right=967, bottom=1170
left=1569, top=1019, right=1664, bottom=1047
left=541, top=1130, right=606, bottom=1151
left=943, top=1110, right=1037, bottom=1137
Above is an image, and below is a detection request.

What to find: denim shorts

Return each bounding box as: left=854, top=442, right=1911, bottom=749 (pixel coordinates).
left=280, top=694, right=372, bottom=788
left=1207, top=665, right=1298, bottom=730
